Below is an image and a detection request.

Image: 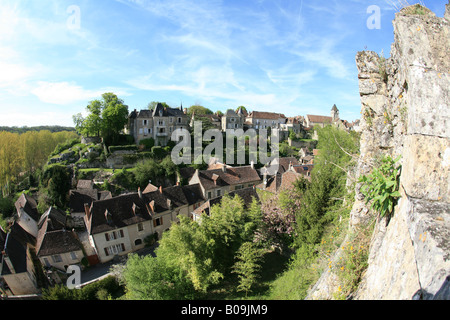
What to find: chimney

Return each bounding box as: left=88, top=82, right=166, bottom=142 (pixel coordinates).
left=138, top=187, right=143, bottom=199
left=71, top=228, right=80, bottom=241
left=167, top=199, right=172, bottom=210
left=176, top=181, right=180, bottom=186
left=84, top=203, right=91, bottom=220
left=212, top=173, right=219, bottom=185
left=149, top=200, right=155, bottom=214
left=159, top=186, right=163, bottom=194
left=250, top=160, right=254, bottom=169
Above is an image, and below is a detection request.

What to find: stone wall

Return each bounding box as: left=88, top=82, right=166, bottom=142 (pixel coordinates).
left=307, top=4, right=449, bottom=300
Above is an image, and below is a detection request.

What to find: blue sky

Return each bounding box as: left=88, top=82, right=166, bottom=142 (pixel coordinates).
left=0, top=0, right=447, bottom=127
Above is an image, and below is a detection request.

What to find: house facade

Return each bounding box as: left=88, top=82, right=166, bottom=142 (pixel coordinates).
left=128, top=103, right=190, bottom=146
left=1, top=223, right=40, bottom=296
left=221, top=109, right=245, bottom=131
left=35, top=207, right=84, bottom=272
left=188, top=164, right=261, bottom=200
left=84, top=184, right=205, bottom=263
left=245, top=111, right=286, bottom=131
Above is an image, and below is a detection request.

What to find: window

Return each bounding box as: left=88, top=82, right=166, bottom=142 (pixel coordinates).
left=217, top=189, right=221, bottom=197
left=170, top=117, right=173, bottom=123
left=104, top=244, right=126, bottom=256
left=208, top=191, right=212, bottom=199
left=158, top=120, right=164, bottom=126
left=178, top=117, right=182, bottom=123
left=105, top=230, right=124, bottom=241
left=139, top=128, right=143, bottom=135
left=52, top=255, right=62, bottom=263
left=135, top=239, right=143, bottom=246
left=153, top=217, right=163, bottom=227
left=144, top=128, right=148, bottom=136
left=43, top=257, right=51, bottom=267
left=138, top=223, right=144, bottom=232
left=143, top=119, right=148, bottom=126
left=70, top=252, right=78, bottom=260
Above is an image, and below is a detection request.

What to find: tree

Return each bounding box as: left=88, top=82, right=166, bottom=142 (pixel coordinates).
left=186, top=105, right=213, bottom=116
left=122, top=253, right=195, bottom=300
left=121, top=195, right=263, bottom=298
left=40, top=165, right=71, bottom=208
left=73, top=93, right=129, bottom=145
left=148, top=101, right=170, bottom=110
left=232, top=242, right=265, bottom=296
left=236, top=106, right=248, bottom=114
left=100, top=93, right=129, bottom=145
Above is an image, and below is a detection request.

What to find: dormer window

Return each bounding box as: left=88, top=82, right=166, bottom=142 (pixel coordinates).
left=105, top=209, right=113, bottom=225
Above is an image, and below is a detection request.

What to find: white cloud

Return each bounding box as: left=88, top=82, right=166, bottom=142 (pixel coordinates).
left=31, top=81, right=130, bottom=105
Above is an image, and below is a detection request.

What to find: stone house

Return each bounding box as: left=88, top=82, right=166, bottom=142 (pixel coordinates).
left=245, top=111, right=286, bottom=131
left=35, top=207, right=84, bottom=272
left=221, top=109, right=245, bottom=131
left=188, top=164, right=261, bottom=200
left=14, top=193, right=40, bottom=238
left=127, top=103, right=189, bottom=146
left=1, top=223, right=40, bottom=296
left=83, top=184, right=204, bottom=263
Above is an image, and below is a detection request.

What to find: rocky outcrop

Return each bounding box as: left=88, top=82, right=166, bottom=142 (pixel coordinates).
left=307, top=4, right=449, bottom=300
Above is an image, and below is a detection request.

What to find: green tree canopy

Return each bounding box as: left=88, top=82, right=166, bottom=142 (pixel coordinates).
left=186, top=105, right=213, bottom=116
left=73, top=93, right=129, bottom=145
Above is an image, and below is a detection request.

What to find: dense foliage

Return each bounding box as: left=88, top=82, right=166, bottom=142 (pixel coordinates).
left=73, top=93, right=129, bottom=145
left=0, top=130, right=78, bottom=197
left=359, top=155, right=401, bottom=218
left=122, top=195, right=263, bottom=299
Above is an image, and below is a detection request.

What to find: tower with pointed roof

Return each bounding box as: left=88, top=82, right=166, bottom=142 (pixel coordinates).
left=331, top=104, right=339, bottom=122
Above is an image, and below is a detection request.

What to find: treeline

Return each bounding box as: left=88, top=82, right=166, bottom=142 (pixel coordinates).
left=0, top=126, right=76, bottom=134
left=0, top=130, right=79, bottom=197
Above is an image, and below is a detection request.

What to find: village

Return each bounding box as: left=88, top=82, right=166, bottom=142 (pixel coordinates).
left=0, top=104, right=358, bottom=298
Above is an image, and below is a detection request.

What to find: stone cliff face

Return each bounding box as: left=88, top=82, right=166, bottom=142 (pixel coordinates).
left=308, top=4, right=449, bottom=300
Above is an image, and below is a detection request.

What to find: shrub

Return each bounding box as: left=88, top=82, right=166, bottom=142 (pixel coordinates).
left=359, top=155, right=401, bottom=218
left=139, top=138, right=155, bottom=150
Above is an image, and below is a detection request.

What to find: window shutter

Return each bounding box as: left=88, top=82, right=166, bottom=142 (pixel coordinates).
left=160, top=217, right=163, bottom=225
left=104, top=248, right=109, bottom=256
left=153, top=220, right=157, bottom=227
left=105, top=233, right=109, bottom=241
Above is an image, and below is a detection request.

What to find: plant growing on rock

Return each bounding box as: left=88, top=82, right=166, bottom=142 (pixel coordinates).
left=359, top=155, right=402, bottom=218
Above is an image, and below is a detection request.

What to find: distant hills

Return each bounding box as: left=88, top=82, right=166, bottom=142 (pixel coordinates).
left=0, top=125, right=76, bottom=134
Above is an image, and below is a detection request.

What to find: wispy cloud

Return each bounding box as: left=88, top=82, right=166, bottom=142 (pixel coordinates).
left=31, top=81, right=130, bottom=105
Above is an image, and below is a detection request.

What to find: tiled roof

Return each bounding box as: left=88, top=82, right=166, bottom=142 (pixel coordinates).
left=195, top=166, right=261, bottom=190
left=306, top=115, right=332, bottom=124
left=1, top=232, right=27, bottom=275
left=86, top=184, right=205, bottom=235
left=36, top=207, right=82, bottom=257
left=77, top=179, right=94, bottom=189
left=248, top=111, right=286, bottom=120
left=257, top=169, right=303, bottom=193
left=15, top=193, right=39, bottom=222
left=69, top=188, right=112, bottom=213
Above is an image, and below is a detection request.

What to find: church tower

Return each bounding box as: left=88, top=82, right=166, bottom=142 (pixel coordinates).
left=331, top=104, right=339, bottom=122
